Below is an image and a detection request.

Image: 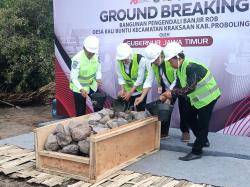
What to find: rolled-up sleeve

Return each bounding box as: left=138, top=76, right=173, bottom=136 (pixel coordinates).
left=70, top=60, right=83, bottom=92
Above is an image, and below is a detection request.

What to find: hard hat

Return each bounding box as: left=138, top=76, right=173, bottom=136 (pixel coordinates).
left=116, top=43, right=132, bottom=60
left=144, top=43, right=162, bottom=63
left=83, top=35, right=99, bottom=54
left=163, top=42, right=183, bottom=61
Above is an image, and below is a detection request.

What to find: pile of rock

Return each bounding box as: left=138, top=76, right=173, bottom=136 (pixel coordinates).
left=44, top=108, right=150, bottom=156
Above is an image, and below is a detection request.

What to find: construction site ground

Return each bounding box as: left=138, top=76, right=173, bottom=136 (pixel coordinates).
left=0, top=106, right=250, bottom=187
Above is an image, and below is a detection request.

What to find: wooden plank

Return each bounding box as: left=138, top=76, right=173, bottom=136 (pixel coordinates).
left=0, top=145, right=17, bottom=151
left=0, top=148, right=29, bottom=156
left=108, top=173, right=141, bottom=187
left=89, top=141, right=96, bottom=180
left=1, top=152, right=35, bottom=169
left=131, top=176, right=160, bottom=187
left=153, top=177, right=174, bottom=187
left=1, top=161, right=34, bottom=175
left=68, top=181, right=91, bottom=187
left=39, top=150, right=90, bottom=164
left=41, top=175, right=69, bottom=187
left=161, top=180, right=180, bottom=187
left=89, top=117, right=158, bottom=142
left=155, top=121, right=161, bottom=149
left=0, top=151, right=34, bottom=165
left=95, top=122, right=158, bottom=176
left=27, top=173, right=55, bottom=184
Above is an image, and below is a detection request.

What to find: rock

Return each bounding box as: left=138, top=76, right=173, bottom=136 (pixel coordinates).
left=55, top=124, right=72, bottom=146
left=98, top=108, right=113, bottom=116
left=118, top=112, right=133, bottom=121
left=116, top=118, right=128, bottom=126
left=99, top=115, right=111, bottom=124
left=56, top=132, right=72, bottom=146
left=78, top=140, right=90, bottom=155
left=88, top=120, right=99, bottom=126
left=132, top=111, right=148, bottom=120
left=61, top=144, right=79, bottom=155
left=88, top=113, right=102, bottom=121
left=93, top=126, right=109, bottom=133
left=45, top=134, right=60, bottom=151
left=70, top=123, right=92, bottom=141
left=68, top=121, right=80, bottom=129
left=105, top=119, right=119, bottom=129
left=54, top=123, right=65, bottom=134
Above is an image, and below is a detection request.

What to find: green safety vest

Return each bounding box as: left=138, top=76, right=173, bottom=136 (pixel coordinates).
left=152, top=60, right=175, bottom=86
left=70, top=51, right=99, bottom=93
left=177, top=58, right=221, bottom=109
left=118, top=53, right=145, bottom=92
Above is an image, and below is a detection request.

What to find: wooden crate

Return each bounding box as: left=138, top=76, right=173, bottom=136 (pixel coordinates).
left=34, top=115, right=160, bottom=183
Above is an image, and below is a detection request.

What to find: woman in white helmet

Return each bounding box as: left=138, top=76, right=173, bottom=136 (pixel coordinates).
left=70, top=35, right=103, bottom=116
left=115, top=43, right=148, bottom=111
left=135, top=43, right=190, bottom=141
left=161, top=42, right=221, bottom=161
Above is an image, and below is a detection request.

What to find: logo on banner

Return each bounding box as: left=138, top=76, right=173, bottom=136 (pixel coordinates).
left=130, top=0, right=169, bottom=5
left=130, top=0, right=152, bottom=5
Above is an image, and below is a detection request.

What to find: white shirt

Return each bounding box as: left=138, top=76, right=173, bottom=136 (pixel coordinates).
left=143, top=61, right=176, bottom=90
left=70, top=51, right=102, bottom=92
left=116, top=56, right=147, bottom=95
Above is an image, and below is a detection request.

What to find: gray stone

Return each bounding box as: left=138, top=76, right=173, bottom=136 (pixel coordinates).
left=61, top=144, right=79, bottom=155
left=99, top=115, right=111, bottom=124
left=105, top=119, right=119, bottom=129
left=55, top=124, right=72, bottom=146
left=45, top=134, right=60, bottom=151
left=93, top=126, right=109, bottom=134
left=88, top=113, right=102, bottom=121
left=70, top=123, right=91, bottom=141
left=88, top=120, right=99, bottom=126
left=56, top=132, right=72, bottom=146
left=98, top=108, right=114, bottom=116
left=78, top=140, right=90, bottom=155
left=54, top=123, right=65, bottom=134
left=116, top=118, right=128, bottom=126
left=132, top=111, right=149, bottom=120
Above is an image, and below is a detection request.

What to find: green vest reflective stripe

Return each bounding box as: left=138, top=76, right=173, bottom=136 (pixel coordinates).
left=152, top=60, right=175, bottom=86
left=177, top=58, right=221, bottom=109
left=118, top=53, right=144, bottom=92
left=70, top=51, right=98, bottom=93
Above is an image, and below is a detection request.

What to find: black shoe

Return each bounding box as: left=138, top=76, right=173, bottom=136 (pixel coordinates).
left=187, top=141, right=210, bottom=148
left=179, top=152, right=202, bottom=161
left=161, top=133, right=169, bottom=139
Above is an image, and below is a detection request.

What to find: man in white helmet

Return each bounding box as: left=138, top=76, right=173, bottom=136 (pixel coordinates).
left=70, top=35, right=103, bottom=116
left=161, top=42, right=221, bottom=161
left=135, top=43, right=190, bottom=140
left=116, top=43, right=148, bottom=111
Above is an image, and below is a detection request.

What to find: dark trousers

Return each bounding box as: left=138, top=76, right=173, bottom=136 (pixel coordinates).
left=127, top=94, right=147, bottom=111
left=73, top=90, right=102, bottom=117
left=161, top=96, right=190, bottom=136
left=178, top=96, right=190, bottom=133
left=185, top=99, right=218, bottom=155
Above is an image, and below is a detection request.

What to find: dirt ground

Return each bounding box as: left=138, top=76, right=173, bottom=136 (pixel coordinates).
left=0, top=105, right=54, bottom=186
left=0, top=105, right=52, bottom=140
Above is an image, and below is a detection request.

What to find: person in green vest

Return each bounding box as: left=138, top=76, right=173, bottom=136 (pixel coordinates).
left=70, top=35, right=102, bottom=116
left=161, top=42, right=221, bottom=161
left=135, top=43, right=190, bottom=141
left=116, top=43, right=148, bottom=111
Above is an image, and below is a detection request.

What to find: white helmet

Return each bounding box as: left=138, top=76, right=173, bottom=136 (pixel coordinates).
left=83, top=35, right=99, bottom=54
left=116, top=43, right=132, bottom=60
left=163, top=42, right=183, bottom=61
left=144, top=43, right=162, bottom=63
